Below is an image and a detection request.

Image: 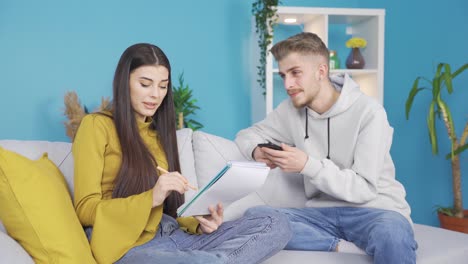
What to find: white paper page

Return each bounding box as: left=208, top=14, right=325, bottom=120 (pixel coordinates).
left=178, top=161, right=269, bottom=216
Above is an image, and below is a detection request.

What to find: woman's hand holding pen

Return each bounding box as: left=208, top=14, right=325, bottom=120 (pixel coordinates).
left=152, top=167, right=197, bottom=208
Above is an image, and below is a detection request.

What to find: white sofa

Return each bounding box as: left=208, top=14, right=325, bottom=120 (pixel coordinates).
left=1, top=128, right=468, bottom=263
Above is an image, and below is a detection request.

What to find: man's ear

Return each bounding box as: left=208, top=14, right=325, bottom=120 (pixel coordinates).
left=317, top=63, right=328, bottom=81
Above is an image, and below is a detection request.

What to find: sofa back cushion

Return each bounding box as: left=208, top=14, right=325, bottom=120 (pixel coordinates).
left=0, top=148, right=96, bottom=264
left=192, top=131, right=246, bottom=188
left=0, top=140, right=74, bottom=195
left=0, top=129, right=197, bottom=203
left=175, top=128, right=197, bottom=201
left=0, top=229, right=34, bottom=264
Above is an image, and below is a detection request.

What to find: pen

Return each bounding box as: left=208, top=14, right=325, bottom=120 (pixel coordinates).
left=156, top=166, right=198, bottom=191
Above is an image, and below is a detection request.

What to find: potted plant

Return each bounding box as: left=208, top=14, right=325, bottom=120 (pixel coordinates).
left=252, top=0, right=280, bottom=95
left=172, top=73, right=203, bottom=131
left=405, top=62, right=468, bottom=233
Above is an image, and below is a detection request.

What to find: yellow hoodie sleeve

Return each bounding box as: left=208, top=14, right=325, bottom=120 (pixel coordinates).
left=177, top=216, right=201, bottom=234
left=73, top=115, right=163, bottom=263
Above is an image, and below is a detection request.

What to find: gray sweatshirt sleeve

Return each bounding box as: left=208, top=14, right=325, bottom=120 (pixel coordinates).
left=235, top=101, right=295, bottom=160
left=301, top=109, right=392, bottom=203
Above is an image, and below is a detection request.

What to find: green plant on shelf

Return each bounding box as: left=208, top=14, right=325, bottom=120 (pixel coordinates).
left=172, top=73, right=203, bottom=131
left=252, top=0, right=280, bottom=96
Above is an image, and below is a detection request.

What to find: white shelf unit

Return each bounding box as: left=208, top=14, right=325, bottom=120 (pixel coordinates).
left=265, top=7, right=385, bottom=115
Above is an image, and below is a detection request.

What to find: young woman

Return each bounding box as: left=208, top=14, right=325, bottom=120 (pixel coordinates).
left=72, top=43, right=291, bottom=264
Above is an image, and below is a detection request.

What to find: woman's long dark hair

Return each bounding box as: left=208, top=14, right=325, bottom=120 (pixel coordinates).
left=111, top=43, right=183, bottom=218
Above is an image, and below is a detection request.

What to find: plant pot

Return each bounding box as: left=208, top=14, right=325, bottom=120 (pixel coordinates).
left=438, top=210, right=468, bottom=234
left=345, top=48, right=365, bottom=69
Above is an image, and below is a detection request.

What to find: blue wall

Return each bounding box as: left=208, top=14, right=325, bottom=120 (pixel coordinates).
left=1, top=0, right=467, bottom=227
left=0, top=0, right=253, bottom=141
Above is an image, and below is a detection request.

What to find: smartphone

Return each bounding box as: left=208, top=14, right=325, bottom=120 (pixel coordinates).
left=257, top=142, right=283, bottom=151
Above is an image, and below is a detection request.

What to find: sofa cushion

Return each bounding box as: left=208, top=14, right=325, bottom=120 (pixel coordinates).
left=413, top=224, right=468, bottom=263
left=192, top=130, right=246, bottom=187
left=0, top=148, right=95, bottom=264
left=264, top=224, right=468, bottom=263
left=0, top=140, right=74, bottom=196
left=0, top=230, right=34, bottom=264
left=264, top=251, right=372, bottom=264
left=176, top=128, right=198, bottom=201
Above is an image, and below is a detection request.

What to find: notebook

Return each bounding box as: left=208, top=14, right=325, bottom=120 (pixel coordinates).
left=177, top=161, right=270, bottom=217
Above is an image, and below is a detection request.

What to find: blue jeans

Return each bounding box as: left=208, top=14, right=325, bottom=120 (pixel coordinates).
left=86, top=206, right=291, bottom=264
left=255, top=206, right=417, bottom=264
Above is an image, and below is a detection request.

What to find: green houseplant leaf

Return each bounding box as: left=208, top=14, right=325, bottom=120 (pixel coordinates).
left=452, top=63, right=468, bottom=78
left=426, top=101, right=438, bottom=154
left=443, top=64, right=453, bottom=93
left=172, top=73, right=203, bottom=131
left=405, top=62, right=468, bottom=218
left=405, top=77, right=425, bottom=120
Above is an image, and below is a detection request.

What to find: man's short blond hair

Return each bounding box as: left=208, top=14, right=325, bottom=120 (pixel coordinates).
left=270, top=32, right=329, bottom=63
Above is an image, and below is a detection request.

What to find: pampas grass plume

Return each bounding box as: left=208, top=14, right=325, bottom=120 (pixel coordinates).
left=63, top=91, right=110, bottom=141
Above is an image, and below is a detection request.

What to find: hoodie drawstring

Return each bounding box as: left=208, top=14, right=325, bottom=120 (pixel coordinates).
left=304, top=108, right=330, bottom=159
left=304, top=108, right=309, bottom=139
left=326, top=118, right=330, bottom=159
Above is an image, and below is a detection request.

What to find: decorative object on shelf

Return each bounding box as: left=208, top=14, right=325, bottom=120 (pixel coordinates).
left=172, top=73, right=203, bottom=131
left=252, top=0, right=280, bottom=96
left=405, top=62, right=468, bottom=233
left=346, top=48, right=365, bottom=69
left=345, top=37, right=367, bottom=69
left=329, top=50, right=340, bottom=69
left=63, top=91, right=110, bottom=141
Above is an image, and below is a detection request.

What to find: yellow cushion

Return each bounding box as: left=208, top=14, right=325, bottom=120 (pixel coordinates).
left=0, top=147, right=96, bottom=264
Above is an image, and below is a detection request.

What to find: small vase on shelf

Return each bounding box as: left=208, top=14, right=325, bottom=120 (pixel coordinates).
left=346, top=48, right=365, bottom=69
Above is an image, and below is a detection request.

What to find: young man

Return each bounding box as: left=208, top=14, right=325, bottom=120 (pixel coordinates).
left=235, top=32, right=417, bottom=263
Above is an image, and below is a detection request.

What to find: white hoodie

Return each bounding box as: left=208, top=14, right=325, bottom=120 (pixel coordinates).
left=236, top=74, right=412, bottom=225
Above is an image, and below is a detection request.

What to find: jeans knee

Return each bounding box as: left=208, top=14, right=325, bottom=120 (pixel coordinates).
left=370, top=216, right=416, bottom=253
left=369, top=218, right=417, bottom=264
left=244, top=206, right=292, bottom=243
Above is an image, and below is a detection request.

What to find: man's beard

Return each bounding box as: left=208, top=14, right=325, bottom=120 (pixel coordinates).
left=291, top=94, right=308, bottom=109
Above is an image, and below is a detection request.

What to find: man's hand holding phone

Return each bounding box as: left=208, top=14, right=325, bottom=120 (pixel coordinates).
left=257, top=142, right=283, bottom=151
left=254, top=143, right=279, bottom=169
left=255, top=142, right=308, bottom=173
